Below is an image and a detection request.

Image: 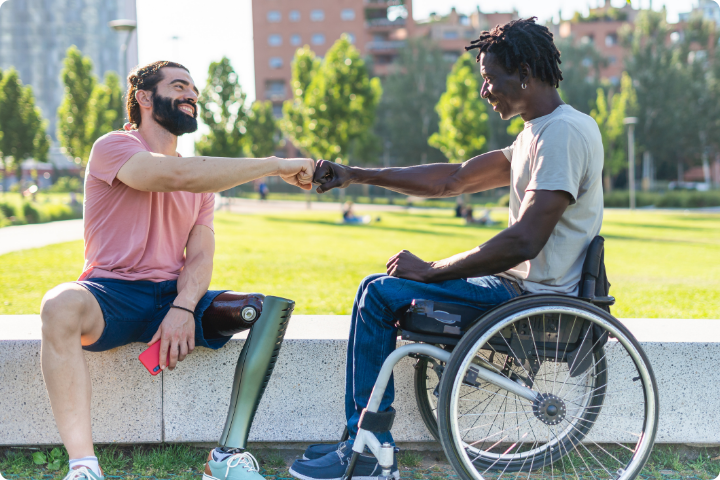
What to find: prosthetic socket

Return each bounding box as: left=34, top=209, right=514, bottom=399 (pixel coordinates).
left=201, top=292, right=295, bottom=449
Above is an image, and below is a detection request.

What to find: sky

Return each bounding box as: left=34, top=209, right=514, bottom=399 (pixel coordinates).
left=135, top=0, right=700, bottom=155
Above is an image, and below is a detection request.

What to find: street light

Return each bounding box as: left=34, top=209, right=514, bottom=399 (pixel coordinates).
left=623, top=117, right=638, bottom=210
left=109, top=19, right=137, bottom=78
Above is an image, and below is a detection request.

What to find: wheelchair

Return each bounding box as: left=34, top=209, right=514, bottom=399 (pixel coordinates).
left=342, top=236, right=659, bottom=480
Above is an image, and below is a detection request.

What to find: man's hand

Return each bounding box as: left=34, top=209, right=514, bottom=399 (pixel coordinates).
left=312, top=159, right=354, bottom=193
left=148, top=307, right=196, bottom=370
left=277, top=158, right=316, bottom=190
left=387, top=250, right=436, bottom=283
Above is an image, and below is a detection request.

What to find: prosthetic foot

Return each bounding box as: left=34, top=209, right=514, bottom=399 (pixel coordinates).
left=202, top=292, right=295, bottom=449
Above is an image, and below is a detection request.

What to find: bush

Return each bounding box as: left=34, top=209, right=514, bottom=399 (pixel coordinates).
left=47, top=176, right=83, bottom=193
left=497, top=194, right=510, bottom=207
left=39, top=203, right=77, bottom=222
left=604, top=190, right=720, bottom=208
left=22, top=202, right=41, bottom=224
left=0, top=201, right=17, bottom=219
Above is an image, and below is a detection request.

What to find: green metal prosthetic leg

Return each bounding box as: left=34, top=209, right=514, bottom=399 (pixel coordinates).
left=217, top=295, right=294, bottom=448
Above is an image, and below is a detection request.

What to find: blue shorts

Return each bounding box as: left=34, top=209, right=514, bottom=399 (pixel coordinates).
left=75, top=278, right=230, bottom=352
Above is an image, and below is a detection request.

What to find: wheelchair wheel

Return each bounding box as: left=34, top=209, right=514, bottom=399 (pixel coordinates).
left=413, top=356, right=443, bottom=441
left=436, top=296, right=658, bottom=480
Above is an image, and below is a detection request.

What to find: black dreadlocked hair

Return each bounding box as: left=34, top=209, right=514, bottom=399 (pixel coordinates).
left=465, top=17, right=563, bottom=88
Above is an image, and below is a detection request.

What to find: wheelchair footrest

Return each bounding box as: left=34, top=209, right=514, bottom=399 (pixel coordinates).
left=358, top=407, right=396, bottom=433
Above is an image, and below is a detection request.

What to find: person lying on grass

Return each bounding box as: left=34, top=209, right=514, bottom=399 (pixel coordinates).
left=40, top=60, right=314, bottom=480
left=290, top=17, right=605, bottom=480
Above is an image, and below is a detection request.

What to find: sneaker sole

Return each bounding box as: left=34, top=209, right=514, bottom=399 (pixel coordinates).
left=288, top=467, right=399, bottom=480
left=202, top=474, right=220, bottom=480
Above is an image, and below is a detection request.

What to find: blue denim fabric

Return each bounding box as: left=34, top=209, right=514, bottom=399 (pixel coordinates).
left=345, top=274, right=522, bottom=444
left=75, top=278, right=229, bottom=352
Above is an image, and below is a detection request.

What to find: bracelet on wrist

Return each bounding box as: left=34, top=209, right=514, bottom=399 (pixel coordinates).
left=170, top=303, right=195, bottom=315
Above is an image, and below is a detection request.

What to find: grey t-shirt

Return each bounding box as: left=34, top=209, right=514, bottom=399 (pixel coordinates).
left=495, top=104, right=604, bottom=295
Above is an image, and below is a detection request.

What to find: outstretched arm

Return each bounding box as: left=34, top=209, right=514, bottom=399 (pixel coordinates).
left=313, top=150, right=510, bottom=197
left=387, top=190, right=572, bottom=282
left=117, top=152, right=315, bottom=193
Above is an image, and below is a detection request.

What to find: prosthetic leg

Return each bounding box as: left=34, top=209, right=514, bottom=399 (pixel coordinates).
left=201, top=292, right=295, bottom=449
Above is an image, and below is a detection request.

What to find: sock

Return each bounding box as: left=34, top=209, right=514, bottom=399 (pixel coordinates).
left=69, top=456, right=101, bottom=476
left=212, top=447, right=244, bottom=463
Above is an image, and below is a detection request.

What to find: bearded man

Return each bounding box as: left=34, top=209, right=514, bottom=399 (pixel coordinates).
left=40, top=61, right=315, bottom=480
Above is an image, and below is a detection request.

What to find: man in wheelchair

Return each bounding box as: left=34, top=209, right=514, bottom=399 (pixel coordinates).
left=290, top=17, right=607, bottom=480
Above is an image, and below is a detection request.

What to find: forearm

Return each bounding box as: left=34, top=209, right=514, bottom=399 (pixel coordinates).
left=160, top=155, right=281, bottom=193
left=347, top=163, right=463, bottom=197
left=428, top=226, right=534, bottom=282
left=174, top=247, right=213, bottom=311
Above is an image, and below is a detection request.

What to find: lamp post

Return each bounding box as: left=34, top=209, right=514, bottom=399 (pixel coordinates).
left=109, top=19, right=137, bottom=78
left=623, top=117, right=638, bottom=210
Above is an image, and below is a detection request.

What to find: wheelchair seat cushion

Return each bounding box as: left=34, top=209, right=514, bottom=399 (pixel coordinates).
left=400, top=299, right=485, bottom=338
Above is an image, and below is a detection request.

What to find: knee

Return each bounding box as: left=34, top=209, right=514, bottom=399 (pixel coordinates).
left=357, top=273, right=388, bottom=297
left=40, top=286, right=88, bottom=338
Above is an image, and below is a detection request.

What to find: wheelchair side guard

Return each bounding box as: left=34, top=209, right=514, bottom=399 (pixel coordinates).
left=401, top=299, right=485, bottom=338
left=218, top=295, right=294, bottom=449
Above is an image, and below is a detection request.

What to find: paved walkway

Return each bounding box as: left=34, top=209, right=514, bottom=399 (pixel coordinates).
left=0, top=219, right=84, bottom=256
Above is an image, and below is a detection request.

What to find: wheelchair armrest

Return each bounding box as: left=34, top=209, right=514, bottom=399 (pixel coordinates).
left=588, top=295, right=615, bottom=307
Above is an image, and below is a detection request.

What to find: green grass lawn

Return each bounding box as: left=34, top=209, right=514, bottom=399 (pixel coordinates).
left=1, top=209, right=718, bottom=318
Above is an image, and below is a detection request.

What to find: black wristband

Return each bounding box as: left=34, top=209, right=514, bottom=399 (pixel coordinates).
left=170, top=303, right=195, bottom=315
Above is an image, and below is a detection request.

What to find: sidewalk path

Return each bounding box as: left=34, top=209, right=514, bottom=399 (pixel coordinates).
left=0, top=219, right=84, bottom=256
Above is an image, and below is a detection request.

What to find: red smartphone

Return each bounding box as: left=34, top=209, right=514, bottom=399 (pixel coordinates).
left=138, top=341, right=170, bottom=375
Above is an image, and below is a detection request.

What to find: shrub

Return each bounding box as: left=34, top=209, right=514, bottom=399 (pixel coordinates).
left=47, top=176, right=83, bottom=193
left=0, top=201, right=17, bottom=219
left=604, top=190, right=720, bottom=209
left=39, top=203, right=77, bottom=222
left=22, top=202, right=41, bottom=224
left=497, top=194, right=510, bottom=207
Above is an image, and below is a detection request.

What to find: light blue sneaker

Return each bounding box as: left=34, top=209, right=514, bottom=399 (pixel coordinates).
left=62, top=467, right=104, bottom=480
left=203, top=451, right=265, bottom=480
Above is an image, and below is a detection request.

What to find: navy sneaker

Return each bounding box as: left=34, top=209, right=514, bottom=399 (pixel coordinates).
left=289, top=443, right=399, bottom=480
left=302, top=440, right=351, bottom=461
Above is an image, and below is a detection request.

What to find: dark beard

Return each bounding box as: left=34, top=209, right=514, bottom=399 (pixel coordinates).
left=152, top=93, right=198, bottom=136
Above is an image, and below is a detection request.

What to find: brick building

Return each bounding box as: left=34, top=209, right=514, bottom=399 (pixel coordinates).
left=252, top=1, right=518, bottom=117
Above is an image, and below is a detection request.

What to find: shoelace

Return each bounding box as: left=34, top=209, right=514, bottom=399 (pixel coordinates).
left=225, top=452, right=260, bottom=477
left=335, top=443, right=349, bottom=466
left=64, top=467, right=93, bottom=480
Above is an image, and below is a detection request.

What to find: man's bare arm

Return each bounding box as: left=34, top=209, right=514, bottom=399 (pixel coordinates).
left=387, top=190, right=572, bottom=282
left=313, top=150, right=511, bottom=197
left=149, top=224, right=214, bottom=370
left=117, top=152, right=314, bottom=193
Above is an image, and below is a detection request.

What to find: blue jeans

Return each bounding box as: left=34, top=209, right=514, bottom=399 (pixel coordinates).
left=345, top=274, right=522, bottom=444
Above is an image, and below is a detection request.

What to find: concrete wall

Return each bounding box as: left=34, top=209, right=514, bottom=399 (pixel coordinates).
left=1, top=315, right=719, bottom=446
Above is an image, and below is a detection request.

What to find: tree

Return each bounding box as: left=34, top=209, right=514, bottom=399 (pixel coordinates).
left=280, top=46, right=321, bottom=156
left=376, top=38, right=447, bottom=166
left=285, top=36, right=382, bottom=163
left=86, top=72, right=125, bottom=145
left=244, top=101, right=279, bottom=158
left=195, top=57, right=248, bottom=158
left=622, top=9, right=713, bottom=180
left=591, top=72, right=637, bottom=190
left=428, top=53, right=488, bottom=163
left=0, top=69, right=50, bottom=190
left=57, top=46, right=97, bottom=166
left=554, top=38, right=607, bottom=114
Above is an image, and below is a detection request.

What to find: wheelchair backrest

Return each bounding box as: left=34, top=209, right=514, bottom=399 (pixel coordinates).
left=579, top=236, right=611, bottom=312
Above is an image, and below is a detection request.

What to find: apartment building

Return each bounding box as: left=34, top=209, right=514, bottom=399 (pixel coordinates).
left=253, top=0, right=413, bottom=117
left=556, top=0, right=639, bottom=83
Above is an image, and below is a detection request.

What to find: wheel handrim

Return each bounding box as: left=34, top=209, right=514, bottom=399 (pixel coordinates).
left=447, top=305, right=657, bottom=480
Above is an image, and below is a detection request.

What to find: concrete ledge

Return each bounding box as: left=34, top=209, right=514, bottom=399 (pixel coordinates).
left=1, top=315, right=719, bottom=445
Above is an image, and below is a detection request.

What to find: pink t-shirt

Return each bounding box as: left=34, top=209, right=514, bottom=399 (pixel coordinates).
left=79, top=130, right=215, bottom=282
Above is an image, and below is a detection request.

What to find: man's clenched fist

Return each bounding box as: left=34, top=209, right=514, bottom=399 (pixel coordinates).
left=312, top=159, right=354, bottom=193
left=277, top=158, right=316, bottom=190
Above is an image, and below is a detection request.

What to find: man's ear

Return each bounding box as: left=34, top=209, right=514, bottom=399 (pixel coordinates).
left=136, top=89, right=153, bottom=109
left=518, top=62, right=532, bottom=86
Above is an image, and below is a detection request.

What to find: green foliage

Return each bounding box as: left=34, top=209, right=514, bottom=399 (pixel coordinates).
left=571, top=8, right=628, bottom=23
left=604, top=189, right=720, bottom=208
left=0, top=193, right=81, bottom=225
left=0, top=68, right=50, bottom=184
left=429, top=53, right=488, bottom=163
left=281, top=46, right=322, bottom=157
left=57, top=46, right=97, bottom=166
left=282, top=36, right=382, bottom=163
left=196, top=57, right=248, bottom=158
left=506, top=116, right=524, bottom=137
left=555, top=38, right=607, bottom=114
left=32, top=447, right=66, bottom=471
left=591, top=72, right=637, bottom=181
left=244, top=101, right=279, bottom=158
left=377, top=38, right=447, bottom=166
left=623, top=10, right=718, bottom=180
left=47, top=176, right=83, bottom=193
left=86, top=71, right=125, bottom=145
